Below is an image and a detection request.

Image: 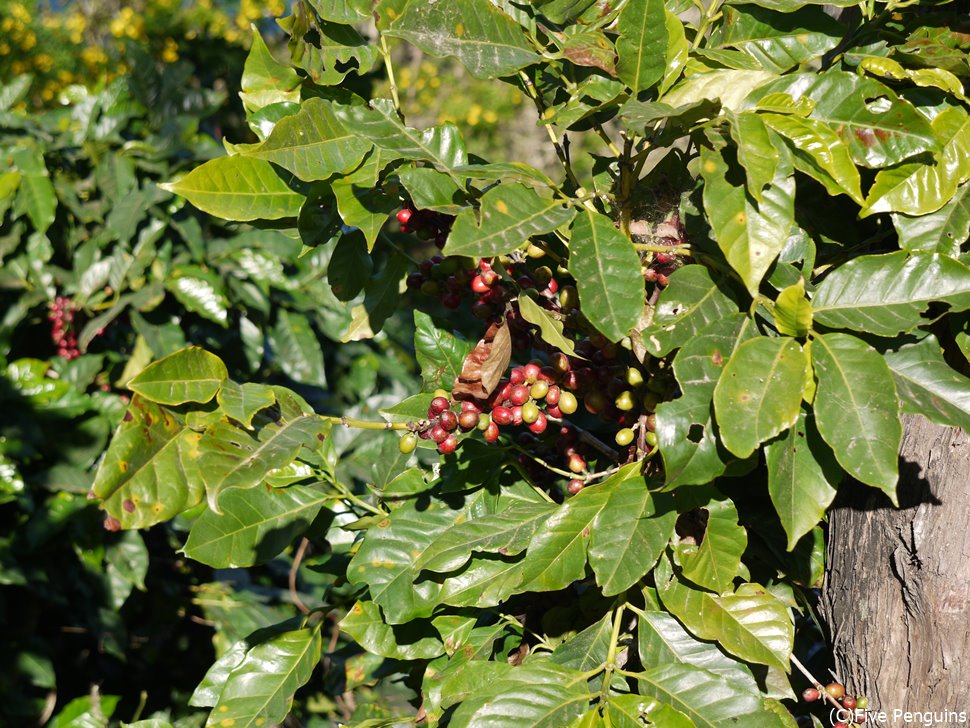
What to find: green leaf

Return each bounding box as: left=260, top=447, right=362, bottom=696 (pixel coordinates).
left=516, top=293, right=581, bottom=358
left=656, top=556, right=794, bottom=671
left=333, top=146, right=399, bottom=247
left=91, top=396, right=204, bottom=530
left=729, top=112, right=784, bottom=203
left=198, top=390, right=328, bottom=510
left=239, top=98, right=371, bottom=183
left=105, top=531, right=149, bottom=609
left=811, top=251, right=970, bottom=336
left=641, top=265, right=740, bottom=357
left=306, top=0, right=369, bottom=23
left=334, top=99, right=467, bottom=170
left=760, top=113, right=863, bottom=204
left=773, top=278, right=812, bottom=338
left=281, top=12, right=379, bottom=85
left=239, top=25, right=301, bottom=112
left=398, top=167, right=467, bottom=215
left=766, top=408, right=840, bottom=550
left=216, top=381, right=277, bottom=429
left=413, top=310, right=474, bottom=393
left=10, top=144, right=56, bottom=234
left=678, top=498, right=747, bottom=594
left=660, top=10, right=689, bottom=95
left=657, top=315, right=757, bottom=487
left=883, top=335, right=970, bottom=432
left=744, top=70, right=938, bottom=169
left=701, top=139, right=795, bottom=296
left=162, top=156, right=304, bottom=221
left=550, top=612, right=613, bottom=673
left=615, top=0, right=667, bottom=94
left=893, top=182, right=970, bottom=256
left=208, top=627, right=321, bottom=728
left=444, top=184, right=574, bottom=258
left=716, top=5, right=842, bottom=73
left=184, top=483, right=330, bottom=568
left=637, top=610, right=760, bottom=693
left=811, top=333, right=901, bottom=501
left=713, top=336, right=806, bottom=459
left=662, top=69, right=777, bottom=112
left=127, top=346, right=228, bottom=405
left=568, top=209, right=644, bottom=342
left=341, top=600, right=444, bottom=660
left=269, top=310, right=327, bottom=388
left=607, top=694, right=694, bottom=728
left=861, top=106, right=970, bottom=217
left=587, top=466, right=676, bottom=596
left=386, top=0, right=540, bottom=79
left=166, top=267, right=230, bottom=327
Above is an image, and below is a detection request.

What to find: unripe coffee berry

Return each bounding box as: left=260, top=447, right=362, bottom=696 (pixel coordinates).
left=522, top=401, right=540, bottom=424
left=615, top=428, right=635, bottom=446
left=568, top=453, right=587, bottom=473
left=399, top=433, right=418, bottom=454
left=826, top=683, right=845, bottom=700
left=614, top=390, right=636, bottom=411
left=530, top=380, right=549, bottom=400
left=558, top=391, right=578, bottom=414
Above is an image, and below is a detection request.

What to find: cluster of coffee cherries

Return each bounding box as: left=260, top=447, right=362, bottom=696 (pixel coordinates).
left=396, top=203, right=453, bottom=249
left=405, top=255, right=482, bottom=310
left=48, top=296, right=80, bottom=360
left=642, top=213, right=686, bottom=289
left=802, top=682, right=869, bottom=727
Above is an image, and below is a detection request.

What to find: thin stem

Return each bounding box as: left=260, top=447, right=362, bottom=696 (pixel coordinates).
left=320, top=414, right=417, bottom=431
left=599, top=603, right=627, bottom=704
left=691, top=0, right=723, bottom=50
left=289, top=538, right=312, bottom=615
left=325, top=474, right=387, bottom=517
left=595, top=123, right=622, bottom=157
left=618, top=135, right=635, bottom=238
left=518, top=71, right=581, bottom=190
left=379, top=35, right=402, bottom=118
left=790, top=653, right=844, bottom=712
left=633, top=243, right=693, bottom=255
left=510, top=443, right=576, bottom=479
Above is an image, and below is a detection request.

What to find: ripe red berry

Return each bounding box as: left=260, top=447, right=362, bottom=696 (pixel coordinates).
left=442, top=292, right=461, bottom=309
left=826, top=683, right=846, bottom=700
left=480, top=269, right=499, bottom=286
left=545, top=405, right=562, bottom=418
left=461, top=400, right=481, bottom=413
left=802, top=687, right=820, bottom=703
left=471, top=275, right=490, bottom=294
left=509, top=385, right=530, bottom=406
left=430, top=396, right=451, bottom=415
left=483, top=421, right=500, bottom=442
left=509, top=367, right=525, bottom=385
left=439, top=410, right=458, bottom=431
left=397, top=208, right=413, bottom=225
left=567, top=479, right=584, bottom=495
left=842, top=696, right=856, bottom=710
left=511, top=405, right=524, bottom=426
left=430, top=424, right=448, bottom=443
left=458, top=410, right=480, bottom=431
left=437, top=433, right=458, bottom=454
left=523, top=363, right=541, bottom=383
left=491, top=406, right=513, bottom=426
left=527, top=411, right=547, bottom=434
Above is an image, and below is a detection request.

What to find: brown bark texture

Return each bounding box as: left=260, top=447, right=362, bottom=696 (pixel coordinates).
left=822, top=414, right=970, bottom=726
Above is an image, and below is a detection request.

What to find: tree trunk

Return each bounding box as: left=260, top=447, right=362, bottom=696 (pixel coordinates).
left=821, top=414, right=970, bottom=726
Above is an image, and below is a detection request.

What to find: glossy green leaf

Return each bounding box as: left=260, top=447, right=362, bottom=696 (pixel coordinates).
left=678, top=498, right=747, bottom=594
left=413, top=310, right=474, bottom=393
left=701, top=140, right=796, bottom=296
left=716, top=5, right=842, bottom=73
left=773, top=278, right=812, bottom=338
left=568, top=209, right=644, bottom=342
left=240, top=98, right=370, bottom=183
left=587, top=466, right=676, bottom=595
left=184, top=483, right=330, bottom=568
left=637, top=610, right=760, bottom=693
left=811, top=333, right=901, bottom=501
left=306, top=0, right=369, bottom=23
left=641, top=265, right=740, bottom=357
left=207, top=628, right=321, bottom=728
left=729, top=112, right=784, bottom=203
left=334, top=99, right=467, bottom=170
left=744, top=70, right=938, bottom=168
left=166, top=268, right=230, bottom=326
left=269, top=310, right=327, bottom=388
left=861, top=106, right=970, bottom=217
left=281, top=11, right=379, bottom=85
left=386, top=0, right=539, bottom=79
left=766, top=408, right=840, bottom=550
left=883, top=335, right=970, bottom=432
left=615, top=0, right=668, bottom=93
left=517, top=294, right=581, bottom=358
left=656, top=556, right=794, bottom=671
left=127, top=346, right=228, bottom=405
left=812, top=252, right=970, bottom=336
left=660, top=10, right=689, bottom=95
left=11, top=144, right=56, bottom=234
left=636, top=662, right=763, bottom=727
left=239, top=25, right=301, bottom=112
left=892, top=182, right=970, bottom=256
left=197, top=390, right=327, bottom=510
left=436, top=554, right=529, bottom=609
left=162, top=156, right=304, bottom=221
left=550, top=612, right=613, bottom=673
left=444, top=184, right=575, bottom=258
left=657, top=315, right=757, bottom=487
left=398, top=166, right=467, bottom=215
left=333, top=150, right=399, bottom=249
left=216, top=381, right=277, bottom=429
left=607, top=694, right=694, bottom=728
left=662, top=69, right=777, bottom=112
left=341, top=600, right=444, bottom=660
left=714, top=336, right=806, bottom=459
left=760, top=112, right=863, bottom=203
left=91, top=396, right=204, bottom=530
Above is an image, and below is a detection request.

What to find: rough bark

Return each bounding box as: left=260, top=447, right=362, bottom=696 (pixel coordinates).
left=822, top=414, right=970, bottom=726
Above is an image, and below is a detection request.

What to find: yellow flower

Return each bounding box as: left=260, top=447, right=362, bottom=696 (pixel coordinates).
left=161, top=38, right=178, bottom=63
left=0, top=43, right=9, bottom=55
left=483, top=110, right=498, bottom=124
left=34, top=53, right=54, bottom=71
left=10, top=3, right=30, bottom=23
left=21, top=31, right=37, bottom=51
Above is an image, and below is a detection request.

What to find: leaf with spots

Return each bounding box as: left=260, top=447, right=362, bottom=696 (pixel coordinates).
left=713, top=336, right=807, bottom=459
left=91, top=396, right=205, bottom=530
left=216, top=381, right=277, bottom=429
left=197, top=390, right=329, bottom=512
left=811, top=333, right=901, bottom=501
left=443, top=183, right=575, bottom=259
left=568, top=208, right=645, bottom=342
left=127, top=346, right=228, bottom=406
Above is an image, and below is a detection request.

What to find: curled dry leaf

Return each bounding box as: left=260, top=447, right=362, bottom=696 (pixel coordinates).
left=452, top=320, right=512, bottom=399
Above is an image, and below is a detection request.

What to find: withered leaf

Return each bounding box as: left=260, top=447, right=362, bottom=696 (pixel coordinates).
left=452, top=320, right=512, bottom=399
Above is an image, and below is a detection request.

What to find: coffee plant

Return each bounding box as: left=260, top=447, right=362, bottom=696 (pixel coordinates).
left=87, top=0, right=969, bottom=726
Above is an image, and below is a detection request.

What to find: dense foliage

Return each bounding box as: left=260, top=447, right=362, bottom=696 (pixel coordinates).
left=5, top=0, right=970, bottom=726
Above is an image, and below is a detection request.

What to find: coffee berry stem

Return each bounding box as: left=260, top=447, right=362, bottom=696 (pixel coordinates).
left=544, top=415, right=620, bottom=462
left=789, top=654, right=846, bottom=713
left=320, top=414, right=415, bottom=431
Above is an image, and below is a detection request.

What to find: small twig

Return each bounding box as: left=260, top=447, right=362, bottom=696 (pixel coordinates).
left=518, top=71, right=581, bottom=190
left=790, top=653, right=844, bottom=712
left=379, top=35, right=403, bottom=119
left=38, top=691, right=57, bottom=727
left=289, top=538, right=312, bottom=616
